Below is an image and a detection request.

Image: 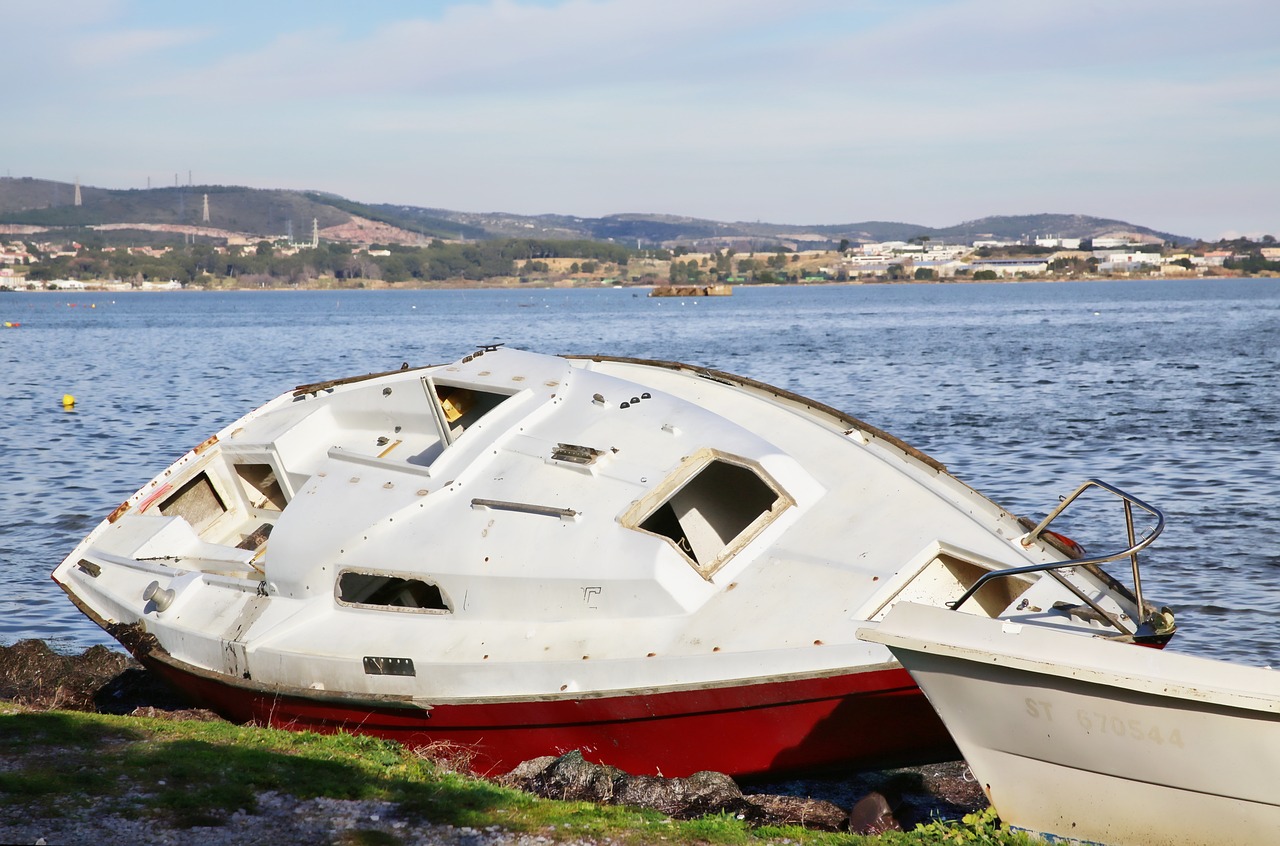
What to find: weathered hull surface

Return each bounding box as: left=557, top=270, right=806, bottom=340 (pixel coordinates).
left=142, top=651, right=955, bottom=777
left=54, top=348, right=1158, bottom=778
left=862, top=603, right=1280, bottom=846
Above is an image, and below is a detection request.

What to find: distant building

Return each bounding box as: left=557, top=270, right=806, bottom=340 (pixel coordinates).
left=968, top=258, right=1049, bottom=277
left=1192, top=251, right=1231, bottom=268
left=858, top=241, right=908, bottom=255
left=915, top=260, right=964, bottom=278
left=1092, top=234, right=1161, bottom=249
left=922, top=244, right=970, bottom=260
left=841, top=260, right=896, bottom=278
left=1097, top=252, right=1162, bottom=273
left=1035, top=236, right=1082, bottom=249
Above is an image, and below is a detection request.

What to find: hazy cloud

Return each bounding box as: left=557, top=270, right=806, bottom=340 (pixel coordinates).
left=8, top=0, right=1279, bottom=238
left=71, top=27, right=212, bottom=68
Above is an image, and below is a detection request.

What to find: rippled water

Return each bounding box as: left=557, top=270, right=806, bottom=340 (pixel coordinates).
left=3, top=280, right=1278, bottom=665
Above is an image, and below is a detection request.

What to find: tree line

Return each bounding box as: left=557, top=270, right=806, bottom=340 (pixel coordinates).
left=19, top=238, right=636, bottom=286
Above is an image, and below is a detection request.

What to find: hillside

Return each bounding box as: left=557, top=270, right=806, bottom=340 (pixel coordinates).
left=405, top=209, right=1190, bottom=248
left=0, top=176, right=1190, bottom=247
left=0, top=179, right=477, bottom=241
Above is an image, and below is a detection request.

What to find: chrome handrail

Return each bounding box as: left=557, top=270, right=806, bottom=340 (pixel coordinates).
left=949, top=479, right=1166, bottom=638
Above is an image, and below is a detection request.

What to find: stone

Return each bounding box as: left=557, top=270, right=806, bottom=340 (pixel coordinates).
left=743, top=794, right=849, bottom=831
left=848, top=790, right=903, bottom=835
left=500, top=751, right=754, bottom=820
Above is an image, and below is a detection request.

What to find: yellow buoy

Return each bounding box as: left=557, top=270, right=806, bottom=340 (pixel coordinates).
left=62, top=394, right=76, bottom=409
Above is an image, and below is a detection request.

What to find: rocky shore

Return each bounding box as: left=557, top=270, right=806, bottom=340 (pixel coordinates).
left=0, top=639, right=986, bottom=844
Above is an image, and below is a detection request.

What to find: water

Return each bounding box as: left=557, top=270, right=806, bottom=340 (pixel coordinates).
left=2, top=280, right=1278, bottom=666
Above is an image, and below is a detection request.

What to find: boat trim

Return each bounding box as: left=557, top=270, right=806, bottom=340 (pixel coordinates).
left=470, top=498, right=579, bottom=520
left=860, top=602, right=1280, bottom=714
left=292, top=364, right=436, bottom=396
left=328, top=446, right=434, bottom=477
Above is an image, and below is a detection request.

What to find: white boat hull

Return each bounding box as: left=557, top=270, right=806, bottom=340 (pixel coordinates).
left=52, top=348, right=1164, bottom=776
left=861, top=603, right=1280, bottom=846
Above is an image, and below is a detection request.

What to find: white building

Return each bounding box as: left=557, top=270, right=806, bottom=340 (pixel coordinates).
left=968, top=258, right=1049, bottom=277
left=1097, top=252, right=1162, bottom=273
left=1035, top=236, right=1082, bottom=249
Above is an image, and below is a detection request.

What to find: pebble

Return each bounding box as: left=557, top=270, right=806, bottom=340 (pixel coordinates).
left=0, top=791, right=602, bottom=846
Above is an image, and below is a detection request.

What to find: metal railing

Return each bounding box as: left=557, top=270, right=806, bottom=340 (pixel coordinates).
left=949, top=479, right=1167, bottom=639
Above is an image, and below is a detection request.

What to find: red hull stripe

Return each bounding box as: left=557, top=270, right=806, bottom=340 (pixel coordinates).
left=144, top=659, right=956, bottom=778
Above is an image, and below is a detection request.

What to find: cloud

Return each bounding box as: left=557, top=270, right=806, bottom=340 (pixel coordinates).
left=798, top=0, right=1280, bottom=95
left=139, top=0, right=847, bottom=100
left=4, top=0, right=124, bottom=27
left=70, top=26, right=212, bottom=68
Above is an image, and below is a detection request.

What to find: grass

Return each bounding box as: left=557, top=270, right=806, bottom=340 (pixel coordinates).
left=0, top=704, right=1033, bottom=844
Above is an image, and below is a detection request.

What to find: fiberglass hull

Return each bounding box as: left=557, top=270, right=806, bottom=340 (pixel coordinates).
left=136, top=647, right=955, bottom=777
left=54, top=348, right=1163, bottom=777
left=861, top=602, right=1280, bottom=846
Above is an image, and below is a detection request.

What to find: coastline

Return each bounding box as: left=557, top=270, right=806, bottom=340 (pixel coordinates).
left=0, top=272, right=1237, bottom=295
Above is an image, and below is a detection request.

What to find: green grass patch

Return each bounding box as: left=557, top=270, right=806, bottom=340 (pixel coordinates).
left=0, top=705, right=1031, bottom=843
left=0, top=708, right=138, bottom=750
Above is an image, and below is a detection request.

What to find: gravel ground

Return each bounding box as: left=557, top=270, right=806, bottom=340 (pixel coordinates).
left=0, top=793, right=588, bottom=846
left=0, top=762, right=984, bottom=846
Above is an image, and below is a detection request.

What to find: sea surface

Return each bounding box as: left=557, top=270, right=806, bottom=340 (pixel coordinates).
left=2, top=279, right=1278, bottom=666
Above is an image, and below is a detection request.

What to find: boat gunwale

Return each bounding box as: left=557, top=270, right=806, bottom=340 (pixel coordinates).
left=860, top=603, right=1280, bottom=714
left=139, top=643, right=913, bottom=710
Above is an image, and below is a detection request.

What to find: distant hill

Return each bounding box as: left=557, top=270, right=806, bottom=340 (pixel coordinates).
left=0, top=179, right=339, bottom=234
left=0, top=176, right=1191, bottom=247
left=418, top=210, right=1190, bottom=248
left=0, top=179, right=477, bottom=241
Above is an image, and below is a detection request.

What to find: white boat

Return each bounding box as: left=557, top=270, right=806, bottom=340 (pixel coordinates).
left=52, top=347, right=1173, bottom=777
left=860, top=602, right=1280, bottom=845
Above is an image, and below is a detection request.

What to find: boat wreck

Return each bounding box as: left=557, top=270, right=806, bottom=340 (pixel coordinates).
left=53, top=347, right=1173, bottom=777
left=648, top=284, right=732, bottom=297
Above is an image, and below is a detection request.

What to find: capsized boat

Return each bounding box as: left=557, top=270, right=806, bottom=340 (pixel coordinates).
left=860, top=601, right=1279, bottom=846
left=53, top=347, right=1174, bottom=777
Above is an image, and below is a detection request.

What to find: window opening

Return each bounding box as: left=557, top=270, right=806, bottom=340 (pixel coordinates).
left=337, top=571, right=451, bottom=612
left=235, top=463, right=287, bottom=511
left=871, top=552, right=1035, bottom=620
left=639, top=502, right=697, bottom=561
left=235, top=522, right=273, bottom=551
left=435, top=385, right=510, bottom=434
left=633, top=457, right=787, bottom=578
left=158, top=472, right=226, bottom=533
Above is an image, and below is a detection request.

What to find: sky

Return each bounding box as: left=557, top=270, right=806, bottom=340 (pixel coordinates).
left=6, top=0, right=1279, bottom=240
